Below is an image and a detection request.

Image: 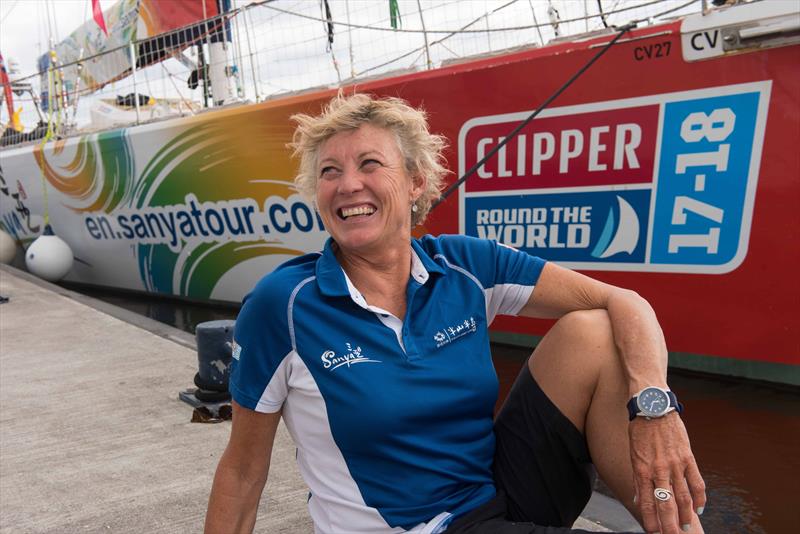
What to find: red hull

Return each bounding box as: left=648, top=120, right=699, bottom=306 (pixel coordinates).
left=347, top=21, right=799, bottom=370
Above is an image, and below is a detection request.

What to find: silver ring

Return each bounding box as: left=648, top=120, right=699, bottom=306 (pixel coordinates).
left=654, top=488, right=673, bottom=502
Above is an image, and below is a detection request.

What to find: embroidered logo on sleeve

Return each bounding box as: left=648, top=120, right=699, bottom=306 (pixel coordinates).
left=231, top=341, right=242, bottom=361
left=321, top=342, right=381, bottom=371
left=434, top=317, right=478, bottom=348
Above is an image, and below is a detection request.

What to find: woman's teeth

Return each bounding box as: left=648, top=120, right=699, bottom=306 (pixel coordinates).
left=341, top=206, right=376, bottom=219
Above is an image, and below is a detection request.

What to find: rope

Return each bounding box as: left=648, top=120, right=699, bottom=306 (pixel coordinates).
left=344, top=0, right=356, bottom=78
left=4, top=0, right=695, bottom=89
left=160, top=62, right=197, bottom=115
left=428, top=0, right=698, bottom=208
left=259, top=0, right=671, bottom=34
left=352, top=0, right=519, bottom=79
left=431, top=21, right=637, bottom=210
left=37, top=66, right=57, bottom=228
left=6, top=3, right=263, bottom=87
left=527, top=0, right=546, bottom=46
left=416, top=0, right=433, bottom=69
left=321, top=0, right=343, bottom=83
left=598, top=0, right=610, bottom=28
left=0, top=0, right=21, bottom=25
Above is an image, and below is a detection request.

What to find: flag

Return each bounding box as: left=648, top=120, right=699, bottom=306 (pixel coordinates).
left=92, top=0, right=108, bottom=36
left=389, top=0, right=401, bottom=29
left=0, top=52, right=15, bottom=128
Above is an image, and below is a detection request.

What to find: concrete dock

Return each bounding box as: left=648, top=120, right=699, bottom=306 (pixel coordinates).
left=0, top=265, right=638, bottom=533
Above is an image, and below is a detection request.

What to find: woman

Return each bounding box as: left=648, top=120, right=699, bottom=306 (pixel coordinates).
left=205, top=93, right=705, bottom=534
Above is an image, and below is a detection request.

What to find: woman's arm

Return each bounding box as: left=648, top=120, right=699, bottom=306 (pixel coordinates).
left=519, top=261, right=706, bottom=533
left=520, top=261, right=668, bottom=395
left=204, top=401, right=282, bottom=534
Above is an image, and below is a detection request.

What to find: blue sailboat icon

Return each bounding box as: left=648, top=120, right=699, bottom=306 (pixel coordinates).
left=591, top=196, right=640, bottom=258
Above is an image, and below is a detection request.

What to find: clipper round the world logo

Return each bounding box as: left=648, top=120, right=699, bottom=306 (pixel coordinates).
left=458, top=82, right=770, bottom=274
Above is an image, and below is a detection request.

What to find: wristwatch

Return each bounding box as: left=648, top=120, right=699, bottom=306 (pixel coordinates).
left=627, top=386, right=683, bottom=420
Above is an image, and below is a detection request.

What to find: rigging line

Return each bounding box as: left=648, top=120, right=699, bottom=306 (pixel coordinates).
left=258, top=0, right=669, bottom=34
left=352, top=0, right=519, bottom=78
left=321, top=0, right=343, bottom=83
left=472, top=0, right=523, bottom=49
left=260, top=0, right=302, bottom=24
left=0, top=0, right=21, bottom=25
left=416, top=0, right=432, bottom=69
left=257, top=0, right=459, bottom=50
left=36, top=66, right=58, bottom=227
left=242, top=5, right=262, bottom=101
left=428, top=0, right=697, bottom=205
left=431, top=21, right=636, bottom=210
left=437, top=41, right=459, bottom=58
left=350, top=42, right=420, bottom=78
left=527, top=0, right=546, bottom=46
left=232, top=0, right=247, bottom=98
left=6, top=0, right=663, bottom=88
left=408, top=49, right=427, bottom=70
left=262, top=0, right=518, bottom=34
left=263, top=0, right=460, bottom=37
left=44, top=0, right=54, bottom=49
left=598, top=0, right=610, bottom=28
left=8, top=7, right=250, bottom=85
left=344, top=0, right=356, bottom=78
left=643, top=0, right=698, bottom=21
left=47, top=0, right=60, bottom=44
left=159, top=62, right=196, bottom=116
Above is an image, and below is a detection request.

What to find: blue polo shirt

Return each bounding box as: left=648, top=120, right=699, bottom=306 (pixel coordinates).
left=230, top=234, right=546, bottom=533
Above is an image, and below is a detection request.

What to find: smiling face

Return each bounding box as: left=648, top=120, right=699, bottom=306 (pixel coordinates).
left=315, top=123, right=425, bottom=256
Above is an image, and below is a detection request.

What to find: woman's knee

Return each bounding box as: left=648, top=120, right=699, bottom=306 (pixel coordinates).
left=546, top=309, right=616, bottom=359
left=528, top=309, right=619, bottom=431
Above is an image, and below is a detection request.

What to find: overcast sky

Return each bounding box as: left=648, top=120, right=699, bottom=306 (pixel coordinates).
left=1, top=0, right=116, bottom=77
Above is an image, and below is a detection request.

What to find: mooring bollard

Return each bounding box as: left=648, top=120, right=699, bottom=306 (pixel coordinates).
left=193, top=319, right=236, bottom=402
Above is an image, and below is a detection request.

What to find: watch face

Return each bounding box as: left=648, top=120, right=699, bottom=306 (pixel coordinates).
left=637, top=387, right=670, bottom=417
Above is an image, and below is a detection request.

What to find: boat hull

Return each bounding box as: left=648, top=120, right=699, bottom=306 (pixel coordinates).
left=1, top=16, right=798, bottom=382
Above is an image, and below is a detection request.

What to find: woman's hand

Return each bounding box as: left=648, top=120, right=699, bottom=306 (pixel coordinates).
left=629, top=413, right=706, bottom=534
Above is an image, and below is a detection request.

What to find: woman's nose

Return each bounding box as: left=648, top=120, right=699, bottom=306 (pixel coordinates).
left=336, top=167, right=364, bottom=194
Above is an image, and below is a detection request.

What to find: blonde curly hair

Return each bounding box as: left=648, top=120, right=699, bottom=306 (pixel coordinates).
left=288, top=92, right=449, bottom=227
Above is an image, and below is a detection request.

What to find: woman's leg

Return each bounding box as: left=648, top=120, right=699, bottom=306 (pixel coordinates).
left=527, top=309, right=702, bottom=533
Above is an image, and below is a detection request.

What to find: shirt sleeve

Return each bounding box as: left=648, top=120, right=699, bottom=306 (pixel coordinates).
left=488, top=241, right=546, bottom=320
left=228, top=275, right=294, bottom=413
left=432, top=234, right=546, bottom=324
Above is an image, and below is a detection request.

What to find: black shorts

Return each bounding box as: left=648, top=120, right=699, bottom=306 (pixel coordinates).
left=444, top=359, right=635, bottom=534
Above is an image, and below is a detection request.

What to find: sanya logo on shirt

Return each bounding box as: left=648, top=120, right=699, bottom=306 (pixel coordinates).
left=321, top=343, right=382, bottom=371
left=434, top=317, right=478, bottom=348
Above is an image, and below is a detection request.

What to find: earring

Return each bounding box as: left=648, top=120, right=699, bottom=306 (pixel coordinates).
left=411, top=203, right=418, bottom=213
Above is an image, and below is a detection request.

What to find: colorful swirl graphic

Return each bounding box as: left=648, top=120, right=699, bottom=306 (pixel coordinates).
left=133, top=115, right=298, bottom=207
left=131, top=107, right=309, bottom=299
left=34, top=130, right=135, bottom=213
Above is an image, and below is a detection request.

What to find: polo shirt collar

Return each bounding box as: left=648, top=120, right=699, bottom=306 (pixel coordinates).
left=315, top=237, right=445, bottom=298
left=316, top=238, right=350, bottom=297
left=410, top=237, right=446, bottom=281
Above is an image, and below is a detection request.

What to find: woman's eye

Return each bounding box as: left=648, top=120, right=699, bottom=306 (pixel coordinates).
left=320, top=166, right=339, bottom=178
left=361, top=159, right=381, bottom=170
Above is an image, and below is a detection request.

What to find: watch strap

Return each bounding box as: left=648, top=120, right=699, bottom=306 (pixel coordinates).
left=626, top=396, right=638, bottom=421
left=667, top=390, right=684, bottom=416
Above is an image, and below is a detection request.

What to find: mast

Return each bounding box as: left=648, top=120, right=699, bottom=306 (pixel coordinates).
left=207, top=0, right=234, bottom=106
